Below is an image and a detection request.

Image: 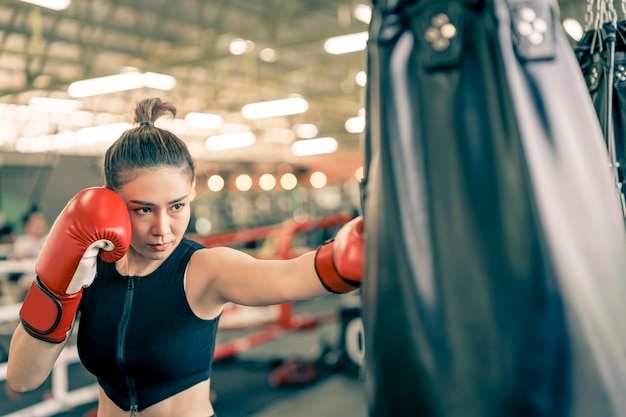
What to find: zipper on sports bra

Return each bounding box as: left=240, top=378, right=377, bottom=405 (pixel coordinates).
left=117, top=277, right=139, bottom=416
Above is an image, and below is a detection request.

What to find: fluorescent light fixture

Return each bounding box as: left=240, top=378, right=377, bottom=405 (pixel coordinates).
left=184, top=112, right=224, bottom=129
left=142, top=72, right=177, bottom=90
left=19, top=0, right=70, bottom=10
left=324, top=32, right=368, bottom=55
left=241, top=96, right=309, bottom=120
left=291, top=137, right=338, bottom=156
left=206, top=131, right=256, bottom=151
left=293, top=123, right=318, bottom=139
left=16, top=132, right=72, bottom=153
left=68, top=72, right=176, bottom=98
left=28, top=97, right=82, bottom=112
left=77, top=123, right=132, bottom=144
left=15, top=122, right=130, bottom=153
left=345, top=116, right=365, bottom=133
left=353, top=4, right=372, bottom=24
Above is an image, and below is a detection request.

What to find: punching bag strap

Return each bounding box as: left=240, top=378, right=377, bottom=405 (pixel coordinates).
left=505, top=0, right=556, bottom=61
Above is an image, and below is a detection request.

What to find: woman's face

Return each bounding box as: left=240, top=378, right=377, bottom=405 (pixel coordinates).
left=117, top=166, right=193, bottom=263
left=25, top=212, right=48, bottom=238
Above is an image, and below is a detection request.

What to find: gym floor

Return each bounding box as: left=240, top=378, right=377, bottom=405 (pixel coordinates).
left=0, top=295, right=368, bottom=417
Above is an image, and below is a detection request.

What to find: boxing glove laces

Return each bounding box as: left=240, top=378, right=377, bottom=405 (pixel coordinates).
left=20, top=187, right=132, bottom=343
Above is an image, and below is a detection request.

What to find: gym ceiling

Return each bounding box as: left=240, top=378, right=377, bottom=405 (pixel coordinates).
left=0, top=0, right=595, bottom=183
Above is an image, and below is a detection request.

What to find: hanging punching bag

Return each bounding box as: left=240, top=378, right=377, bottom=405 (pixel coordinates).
left=361, top=1, right=626, bottom=417
left=613, top=21, right=626, bottom=205
left=613, top=21, right=626, bottom=204
left=575, top=18, right=626, bottom=213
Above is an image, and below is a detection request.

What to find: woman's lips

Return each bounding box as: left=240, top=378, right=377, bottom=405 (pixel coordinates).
left=150, top=243, right=169, bottom=251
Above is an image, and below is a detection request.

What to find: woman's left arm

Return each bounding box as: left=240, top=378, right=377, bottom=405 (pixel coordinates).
left=207, top=216, right=363, bottom=307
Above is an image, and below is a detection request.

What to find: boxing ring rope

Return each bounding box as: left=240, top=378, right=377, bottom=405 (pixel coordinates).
left=0, top=347, right=98, bottom=417
left=0, top=212, right=354, bottom=417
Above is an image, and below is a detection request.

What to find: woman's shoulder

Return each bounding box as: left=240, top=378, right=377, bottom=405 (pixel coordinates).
left=186, top=244, right=249, bottom=276
left=180, top=237, right=207, bottom=251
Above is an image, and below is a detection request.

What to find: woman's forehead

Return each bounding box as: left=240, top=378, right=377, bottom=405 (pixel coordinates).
left=120, top=167, right=192, bottom=199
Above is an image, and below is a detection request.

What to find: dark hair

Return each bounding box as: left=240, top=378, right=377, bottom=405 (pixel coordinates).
left=21, top=204, right=42, bottom=227
left=103, top=97, right=196, bottom=190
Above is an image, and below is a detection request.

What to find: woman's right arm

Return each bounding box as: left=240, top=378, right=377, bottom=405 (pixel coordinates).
left=6, top=324, right=68, bottom=391
left=7, top=188, right=132, bottom=391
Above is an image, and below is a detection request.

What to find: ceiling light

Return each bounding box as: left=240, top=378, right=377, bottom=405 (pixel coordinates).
left=293, top=123, right=318, bottom=139
left=355, top=70, right=367, bottom=87
left=280, top=173, right=298, bottom=190
left=19, top=0, right=70, bottom=10
left=77, top=123, right=131, bottom=144
left=68, top=71, right=176, bottom=98
left=310, top=171, right=327, bottom=188
left=235, top=174, right=253, bottom=191
left=259, top=48, right=279, bottom=62
left=208, top=175, right=225, bottom=192
left=324, top=32, right=368, bottom=55
left=241, top=96, right=309, bottom=120
left=28, top=97, right=82, bottom=112
left=562, top=18, right=583, bottom=42
left=15, top=122, right=130, bottom=153
left=291, top=137, right=338, bottom=156
left=345, top=116, right=365, bottom=133
left=184, top=112, right=224, bottom=129
left=353, top=4, right=372, bottom=24
left=229, top=38, right=254, bottom=55
left=206, top=131, right=256, bottom=151
left=142, top=72, right=177, bottom=90
left=16, top=132, right=73, bottom=153
left=259, top=173, right=277, bottom=191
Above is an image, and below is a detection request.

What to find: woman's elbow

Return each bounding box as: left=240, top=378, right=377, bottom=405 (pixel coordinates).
left=6, top=367, right=46, bottom=392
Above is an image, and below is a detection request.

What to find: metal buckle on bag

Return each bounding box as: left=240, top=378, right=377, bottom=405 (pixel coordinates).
left=507, top=0, right=555, bottom=61
left=409, top=0, right=464, bottom=70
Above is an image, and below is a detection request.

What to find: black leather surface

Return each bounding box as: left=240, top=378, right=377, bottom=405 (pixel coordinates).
left=361, top=1, right=626, bottom=416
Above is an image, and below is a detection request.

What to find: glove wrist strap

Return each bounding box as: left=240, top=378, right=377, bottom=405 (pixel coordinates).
left=20, top=277, right=82, bottom=344
left=314, top=241, right=359, bottom=294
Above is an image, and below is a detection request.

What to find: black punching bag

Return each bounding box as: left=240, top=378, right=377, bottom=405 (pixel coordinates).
left=361, top=1, right=626, bottom=417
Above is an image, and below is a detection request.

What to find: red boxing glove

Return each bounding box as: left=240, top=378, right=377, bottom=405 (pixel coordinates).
left=314, top=216, right=364, bottom=293
left=20, top=187, right=132, bottom=343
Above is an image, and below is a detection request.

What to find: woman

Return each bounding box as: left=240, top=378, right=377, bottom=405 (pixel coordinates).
left=11, top=208, right=49, bottom=299
left=6, top=97, right=363, bottom=417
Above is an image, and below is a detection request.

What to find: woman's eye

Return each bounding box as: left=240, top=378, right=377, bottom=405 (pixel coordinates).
left=172, top=203, right=185, bottom=211
left=136, top=207, right=151, bottom=214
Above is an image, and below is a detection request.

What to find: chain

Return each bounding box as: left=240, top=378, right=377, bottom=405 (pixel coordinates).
left=584, top=0, right=596, bottom=30
left=607, top=0, right=618, bottom=26
left=595, top=0, right=605, bottom=29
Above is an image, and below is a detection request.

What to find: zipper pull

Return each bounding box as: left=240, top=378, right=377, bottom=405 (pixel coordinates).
left=130, top=404, right=138, bottom=416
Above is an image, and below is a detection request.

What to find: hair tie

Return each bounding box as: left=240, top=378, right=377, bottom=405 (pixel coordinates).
left=139, top=121, right=154, bottom=127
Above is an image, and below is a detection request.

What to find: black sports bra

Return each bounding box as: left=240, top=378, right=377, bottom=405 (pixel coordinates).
left=78, top=238, right=220, bottom=412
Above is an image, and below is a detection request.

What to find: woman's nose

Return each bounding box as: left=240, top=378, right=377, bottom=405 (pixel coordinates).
left=152, top=211, right=170, bottom=235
